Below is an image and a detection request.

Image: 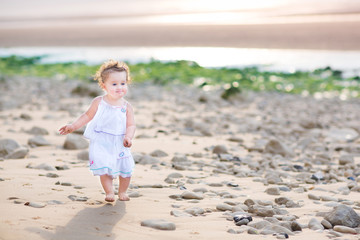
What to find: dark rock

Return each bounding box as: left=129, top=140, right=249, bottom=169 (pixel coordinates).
left=324, top=205, right=360, bottom=228
left=63, top=134, right=88, bottom=150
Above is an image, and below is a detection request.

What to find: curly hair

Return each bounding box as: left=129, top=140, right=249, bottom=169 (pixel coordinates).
left=94, top=59, right=131, bottom=89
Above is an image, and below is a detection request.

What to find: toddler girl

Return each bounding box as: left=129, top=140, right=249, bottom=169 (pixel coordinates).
left=59, top=60, right=136, bottom=202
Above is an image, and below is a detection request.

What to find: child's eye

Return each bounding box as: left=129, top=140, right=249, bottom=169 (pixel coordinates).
left=112, top=83, right=117, bottom=86
left=121, top=83, right=126, bottom=86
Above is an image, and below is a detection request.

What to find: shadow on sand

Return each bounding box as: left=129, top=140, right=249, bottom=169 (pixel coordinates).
left=27, top=201, right=126, bottom=240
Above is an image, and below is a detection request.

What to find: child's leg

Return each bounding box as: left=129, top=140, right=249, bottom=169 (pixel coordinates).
left=100, top=175, right=115, bottom=202
left=118, top=176, right=131, bottom=201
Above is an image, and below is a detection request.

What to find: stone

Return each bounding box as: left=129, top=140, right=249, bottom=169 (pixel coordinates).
left=264, top=139, right=294, bottom=157
left=20, top=113, right=32, bottom=120
left=291, top=221, right=302, bottom=231
left=63, top=134, right=88, bottom=150
left=275, top=197, right=290, bottom=205
left=333, top=225, right=357, bottom=234
left=167, top=172, right=183, bottom=178
left=170, top=210, right=192, bottom=217
left=27, top=163, right=56, bottom=171
left=68, top=195, right=88, bottom=202
left=24, top=202, right=46, bottom=208
left=0, top=139, right=21, bottom=158
left=6, top=147, right=29, bottom=159
left=339, top=154, right=354, bottom=165
left=77, top=150, right=89, bottom=160
left=55, top=165, right=70, bottom=171
left=248, top=220, right=271, bottom=229
left=27, top=126, right=49, bottom=135
left=324, top=205, right=360, bottom=228
left=193, top=187, right=208, bottom=193
left=308, top=218, right=324, bottom=231
left=308, top=193, right=321, bottom=200
left=141, top=219, right=176, bottom=230
left=320, top=196, right=338, bottom=202
left=216, top=204, right=233, bottom=212
left=212, top=145, right=228, bottom=154
left=324, top=128, right=359, bottom=142
left=321, top=219, right=332, bottom=229
left=311, top=171, right=325, bottom=181
left=263, top=224, right=294, bottom=236
left=181, top=191, right=203, bottom=200
left=265, top=187, right=280, bottom=196
left=247, top=227, right=259, bottom=234
left=46, top=173, right=59, bottom=178
left=184, top=207, right=205, bottom=216
left=235, top=219, right=250, bottom=226
left=28, top=135, right=51, bottom=147
left=150, top=149, right=168, bottom=157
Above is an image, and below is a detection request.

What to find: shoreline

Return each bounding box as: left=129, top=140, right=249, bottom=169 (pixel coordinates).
left=1, top=22, right=360, bottom=50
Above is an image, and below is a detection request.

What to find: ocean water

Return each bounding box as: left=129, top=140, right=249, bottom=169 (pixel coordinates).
left=1, top=47, right=359, bottom=78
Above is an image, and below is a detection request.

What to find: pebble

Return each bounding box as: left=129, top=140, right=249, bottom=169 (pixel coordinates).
left=77, top=150, right=89, bottom=160
left=248, top=220, right=271, bottom=229
left=308, top=218, right=324, bottom=231
left=308, top=193, right=321, bottom=200
left=321, top=219, right=332, bottom=229
left=141, top=219, right=176, bottom=231
left=68, top=195, right=88, bottom=202
left=333, top=225, right=357, bottom=234
left=320, top=195, right=338, bottom=202
left=6, top=147, right=29, bottom=159
left=216, top=203, right=233, bottom=212
left=170, top=210, right=192, bottom=217
left=247, top=227, right=259, bottom=235
left=128, top=192, right=141, bottom=198
left=63, top=134, right=89, bottom=150
left=181, top=191, right=203, bottom=200
left=264, top=139, right=294, bottom=157
left=27, top=163, right=56, bottom=171
left=212, top=145, right=228, bottom=154
left=150, top=149, right=168, bottom=157
left=265, top=187, right=280, bottom=195
left=26, top=126, right=49, bottom=135
left=184, top=207, right=205, bottom=216
left=24, top=202, right=46, bottom=208
left=46, top=173, right=59, bottom=178
left=28, top=135, right=51, bottom=147
left=167, top=172, right=183, bottom=178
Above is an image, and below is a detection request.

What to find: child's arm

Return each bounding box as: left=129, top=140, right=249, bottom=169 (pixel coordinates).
left=123, top=103, right=136, bottom=147
left=59, top=97, right=102, bottom=135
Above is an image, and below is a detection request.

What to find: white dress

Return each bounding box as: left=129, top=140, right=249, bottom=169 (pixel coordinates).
left=83, top=97, right=134, bottom=178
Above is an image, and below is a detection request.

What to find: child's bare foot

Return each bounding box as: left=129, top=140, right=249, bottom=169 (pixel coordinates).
left=118, top=193, right=130, bottom=201
left=105, top=193, right=115, bottom=202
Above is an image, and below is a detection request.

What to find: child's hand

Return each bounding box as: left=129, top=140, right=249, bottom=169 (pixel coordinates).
left=123, top=136, right=132, bottom=148
left=59, top=124, right=74, bottom=135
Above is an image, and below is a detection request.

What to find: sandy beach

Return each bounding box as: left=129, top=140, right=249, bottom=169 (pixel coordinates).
left=1, top=1, right=360, bottom=239
left=0, top=76, right=360, bottom=240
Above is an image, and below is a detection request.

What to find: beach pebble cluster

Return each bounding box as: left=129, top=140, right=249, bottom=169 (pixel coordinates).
left=0, top=77, right=359, bottom=239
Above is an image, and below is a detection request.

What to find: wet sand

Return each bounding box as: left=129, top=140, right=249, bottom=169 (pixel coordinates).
left=0, top=21, right=360, bottom=50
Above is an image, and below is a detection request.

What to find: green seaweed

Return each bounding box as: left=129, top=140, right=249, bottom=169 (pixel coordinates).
left=0, top=55, right=359, bottom=99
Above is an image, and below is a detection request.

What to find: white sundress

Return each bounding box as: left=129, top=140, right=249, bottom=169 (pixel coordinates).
left=83, top=97, right=134, bottom=179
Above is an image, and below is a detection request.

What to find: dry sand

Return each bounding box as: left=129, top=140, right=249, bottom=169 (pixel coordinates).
left=0, top=77, right=360, bottom=240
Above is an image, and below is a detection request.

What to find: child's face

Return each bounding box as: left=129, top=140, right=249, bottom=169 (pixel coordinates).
left=103, top=71, right=128, bottom=99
